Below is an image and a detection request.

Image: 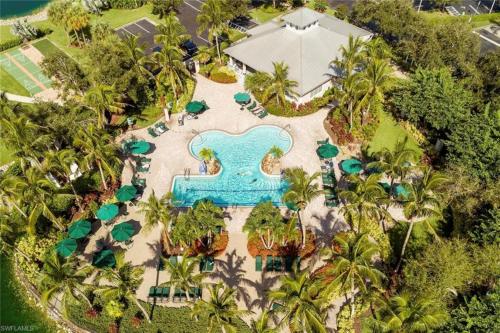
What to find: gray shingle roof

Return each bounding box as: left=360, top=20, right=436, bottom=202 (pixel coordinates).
left=224, top=10, right=372, bottom=96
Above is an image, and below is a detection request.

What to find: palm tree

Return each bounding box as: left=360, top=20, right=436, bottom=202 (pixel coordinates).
left=154, top=12, right=190, bottom=48
left=199, top=147, right=215, bottom=162
left=367, top=139, right=418, bottom=191
left=395, top=167, right=448, bottom=272
left=0, top=208, right=30, bottom=260
left=73, top=125, right=121, bottom=190
left=277, top=216, right=301, bottom=247
left=282, top=168, right=323, bottom=247
left=66, top=4, right=90, bottom=47
left=96, top=252, right=151, bottom=322
left=122, top=34, right=152, bottom=82
left=332, top=35, right=365, bottom=78
left=191, top=282, right=249, bottom=333
left=137, top=191, right=175, bottom=253
left=163, top=255, right=206, bottom=302
left=322, top=232, right=385, bottom=318
left=339, top=173, right=390, bottom=233
left=0, top=108, right=50, bottom=170
left=152, top=44, right=191, bottom=102
left=39, top=251, right=93, bottom=317
left=6, top=168, right=71, bottom=232
left=357, top=58, right=393, bottom=125
left=333, top=72, right=363, bottom=130
left=151, top=0, right=182, bottom=18
left=365, top=293, right=448, bottom=332
left=262, top=62, right=299, bottom=107
left=84, top=84, right=127, bottom=128
left=197, top=0, right=231, bottom=63
left=250, top=309, right=277, bottom=333
left=243, top=201, right=284, bottom=250
left=268, top=146, right=284, bottom=159
left=268, top=269, right=328, bottom=333
left=244, top=71, right=272, bottom=95
left=42, top=149, right=83, bottom=209
left=47, top=0, right=73, bottom=44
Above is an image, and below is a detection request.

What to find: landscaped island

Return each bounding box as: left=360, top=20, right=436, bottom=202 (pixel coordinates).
left=0, top=1, right=498, bottom=333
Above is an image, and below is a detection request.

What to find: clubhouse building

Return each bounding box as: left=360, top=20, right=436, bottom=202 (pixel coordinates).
left=224, top=8, right=372, bottom=104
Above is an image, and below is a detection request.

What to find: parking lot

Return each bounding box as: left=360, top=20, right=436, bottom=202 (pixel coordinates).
left=414, top=0, right=499, bottom=15
left=116, top=19, right=160, bottom=55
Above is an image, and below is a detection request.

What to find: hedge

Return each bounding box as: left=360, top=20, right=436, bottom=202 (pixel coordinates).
left=0, top=38, right=22, bottom=52
left=68, top=298, right=251, bottom=333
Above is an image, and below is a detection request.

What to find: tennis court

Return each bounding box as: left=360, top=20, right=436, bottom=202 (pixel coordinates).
left=0, top=48, right=52, bottom=96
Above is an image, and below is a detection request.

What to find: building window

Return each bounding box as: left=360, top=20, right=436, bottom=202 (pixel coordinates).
left=309, top=85, right=322, bottom=98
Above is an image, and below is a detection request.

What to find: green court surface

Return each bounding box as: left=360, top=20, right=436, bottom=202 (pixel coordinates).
left=32, top=39, right=61, bottom=57
left=0, top=48, right=52, bottom=96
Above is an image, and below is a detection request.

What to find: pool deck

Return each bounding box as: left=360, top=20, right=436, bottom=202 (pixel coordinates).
left=81, top=75, right=402, bottom=329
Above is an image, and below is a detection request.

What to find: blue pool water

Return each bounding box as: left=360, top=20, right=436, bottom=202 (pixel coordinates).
left=172, top=125, right=293, bottom=206
left=0, top=1, right=50, bottom=19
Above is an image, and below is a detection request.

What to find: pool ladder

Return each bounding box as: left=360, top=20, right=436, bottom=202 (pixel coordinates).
left=184, top=168, right=190, bottom=180
left=279, top=124, right=291, bottom=139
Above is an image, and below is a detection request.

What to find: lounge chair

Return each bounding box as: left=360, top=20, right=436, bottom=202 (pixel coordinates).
left=271, top=302, right=283, bottom=311
left=256, top=255, right=263, bottom=272
left=246, top=101, right=257, bottom=111
left=148, top=286, right=156, bottom=302
left=148, top=127, right=159, bottom=138
left=273, top=257, right=282, bottom=271
left=266, top=256, right=274, bottom=271
left=155, top=287, right=163, bottom=302
left=136, top=164, right=150, bottom=173
left=138, top=157, right=152, bottom=163
left=169, top=256, right=178, bottom=266
left=190, top=287, right=202, bottom=300
left=284, top=257, right=293, bottom=272
left=155, top=122, right=168, bottom=133
left=131, top=177, right=146, bottom=188
left=173, top=288, right=183, bottom=302
left=200, top=256, right=215, bottom=272
left=162, top=287, right=170, bottom=302
left=258, top=109, right=268, bottom=119
left=317, top=138, right=329, bottom=145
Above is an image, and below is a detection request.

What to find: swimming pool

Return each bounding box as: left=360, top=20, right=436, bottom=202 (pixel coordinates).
left=172, top=125, right=293, bottom=206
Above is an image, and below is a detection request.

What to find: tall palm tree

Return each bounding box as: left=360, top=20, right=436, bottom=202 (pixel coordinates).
left=365, top=293, right=448, bottom=332
left=163, top=255, right=206, bottom=302
left=250, top=309, right=277, bottom=333
left=268, top=269, right=328, bottom=333
left=396, top=167, right=448, bottom=272
left=84, top=84, right=127, bottom=128
left=367, top=139, right=418, bottom=190
left=197, top=0, right=231, bottom=63
left=322, top=232, right=385, bottom=318
left=357, top=58, right=393, bottom=125
left=0, top=108, right=50, bottom=170
left=152, top=44, right=191, bottom=102
left=122, top=34, right=152, bottom=82
left=262, top=62, right=299, bottom=107
left=137, top=191, right=175, bottom=253
left=191, top=283, right=249, bottom=333
left=243, top=201, right=284, bottom=250
left=66, top=4, right=90, bottom=47
left=339, top=173, right=390, bottom=233
left=73, top=125, right=121, bottom=190
left=0, top=174, right=28, bottom=219
left=331, top=35, right=365, bottom=77
left=39, top=251, right=93, bottom=317
left=96, top=251, right=151, bottom=322
left=0, top=208, right=30, bottom=260
left=151, top=0, right=182, bottom=18
left=154, top=12, right=190, bottom=48
left=282, top=168, right=323, bottom=247
left=47, top=0, right=73, bottom=44
left=6, top=168, right=71, bottom=233
left=333, top=72, right=363, bottom=130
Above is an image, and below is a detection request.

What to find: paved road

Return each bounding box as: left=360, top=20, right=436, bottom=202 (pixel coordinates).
left=178, top=0, right=209, bottom=46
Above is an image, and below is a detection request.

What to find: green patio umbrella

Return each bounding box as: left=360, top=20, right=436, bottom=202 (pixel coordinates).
left=394, top=184, right=409, bottom=199
left=56, top=238, right=77, bottom=257
left=92, top=249, right=116, bottom=268
left=340, top=159, right=363, bottom=175
left=111, top=222, right=135, bottom=242
left=68, top=219, right=91, bottom=239
left=96, top=204, right=119, bottom=221
left=115, top=185, right=137, bottom=202
left=316, top=144, right=339, bottom=159
left=186, top=101, right=205, bottom=113
left=129, top=140, right=150, bottom=155
left=234, top=92, right=250, bottom=104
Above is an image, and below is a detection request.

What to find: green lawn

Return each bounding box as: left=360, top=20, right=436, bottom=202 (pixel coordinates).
left=420, top=11, right=500, bottom=28
left=305, top=0, right=336, bottom=16
left=0, top=25, right=16, bottom=42
left=367, top=111, right=422, bottom=156
left=0, top=67, right=30, bottom=96
left=249, top=6, right=285, bottom=24
left=31, top=38, right=61, bottom=57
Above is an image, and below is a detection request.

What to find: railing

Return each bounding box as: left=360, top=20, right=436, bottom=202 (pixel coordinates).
left=184, top=168, right=190, bottom=180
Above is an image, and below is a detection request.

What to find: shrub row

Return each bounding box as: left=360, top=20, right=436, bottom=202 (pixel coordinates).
left=0, top=27, right=53, bottom=52
left=108, top=0, right=146, bottom=9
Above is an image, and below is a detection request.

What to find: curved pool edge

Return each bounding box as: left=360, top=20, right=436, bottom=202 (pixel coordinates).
left=171, top=125, right=293, bottom=207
